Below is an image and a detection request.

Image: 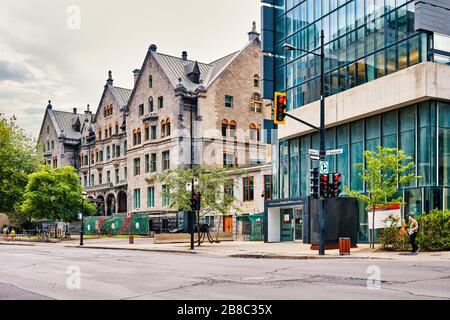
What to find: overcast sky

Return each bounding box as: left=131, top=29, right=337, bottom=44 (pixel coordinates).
left=0, top=0, right=261, bottom=138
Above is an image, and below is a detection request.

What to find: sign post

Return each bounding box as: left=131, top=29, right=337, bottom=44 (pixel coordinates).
left=128, top=212, right=134, bottom=244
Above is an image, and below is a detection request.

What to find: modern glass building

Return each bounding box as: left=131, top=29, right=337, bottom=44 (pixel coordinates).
left=261, top=0, right=450, bottom=242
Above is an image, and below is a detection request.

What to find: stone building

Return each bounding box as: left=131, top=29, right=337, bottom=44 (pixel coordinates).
left=79, top=71, right=132, bottom=215
left=124, top=25, right=272, bottom=229
left=38, top=101, right=92, bottom=169
left=37, top=24, right=274, bottom=234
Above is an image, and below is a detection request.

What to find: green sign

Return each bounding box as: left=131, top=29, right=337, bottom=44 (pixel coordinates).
left=320, top=161, right=329, bottom=174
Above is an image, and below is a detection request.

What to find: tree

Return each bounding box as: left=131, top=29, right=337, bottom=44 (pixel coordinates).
left=345, top=146, right=420, bottom=249
left=157, top=165, right=243, bottom=245
left=21, top=165, right=96, bottom=237
left=0, top=114, right=39, bottom=214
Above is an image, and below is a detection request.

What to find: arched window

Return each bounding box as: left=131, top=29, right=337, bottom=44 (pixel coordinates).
left=133, top=129, right=137, bottom=145
left=166, top=118, right=171, bottom=136
left=115, top=122, right=119, bottom=134
left=105, top=128, right=108, bottom=138
left=98, top=129, right=102, bottom=140
left=230, top=120, right=237, bottom=138
left=47, top=140, right=50, bottom=151
left=148, top=97, right=154, bottom=113
left=161, top=120, right=166, bottom=138
left=249, top=124, right=257, bottom=141
left=148, top=75, right=153, bottom=89
left=137, top=128, right=142, bottom=144
left=51, top=141, right=55, bottom=150
left=108, top=124, right=112, bottom=137
left=221, top=119, right=228, bottom=137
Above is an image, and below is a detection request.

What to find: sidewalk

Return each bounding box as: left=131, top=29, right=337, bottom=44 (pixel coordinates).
left=53, top=237, right=450, bottom=261
left=2, top=237, right=449, bottom=261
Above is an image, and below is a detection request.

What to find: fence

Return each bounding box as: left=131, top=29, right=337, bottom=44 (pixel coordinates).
left=236, top=214, right=264, bottom=241
left=83, top=214, right=150, bottom=236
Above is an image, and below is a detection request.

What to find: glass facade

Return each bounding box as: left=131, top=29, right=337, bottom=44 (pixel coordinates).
left=273, top=100, right=450, bottom=240
left=272, top=0, right=430, bottom=109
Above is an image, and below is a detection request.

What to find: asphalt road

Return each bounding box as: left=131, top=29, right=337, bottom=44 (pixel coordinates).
left=0, top=245, right=449, bottom=300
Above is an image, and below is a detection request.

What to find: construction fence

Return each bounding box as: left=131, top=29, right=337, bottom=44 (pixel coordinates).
left=83, top=214, right=150, bottom=236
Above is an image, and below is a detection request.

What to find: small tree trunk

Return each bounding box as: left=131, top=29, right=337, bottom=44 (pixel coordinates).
left=215, top=215, right=222, bottom=243
left=197, top=211, right=201, bottom=247
left=372, top=208, right=376, bottom=249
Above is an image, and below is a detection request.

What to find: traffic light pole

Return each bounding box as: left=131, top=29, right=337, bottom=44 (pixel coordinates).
left=318, top=30, right=326, bottom=256
left=190, top=103, right=195, bottom=250
left=281, top=30, right=326, bottom=255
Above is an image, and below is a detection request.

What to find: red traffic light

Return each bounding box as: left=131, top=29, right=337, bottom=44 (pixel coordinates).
left=333, top=173, right=342, bottom=182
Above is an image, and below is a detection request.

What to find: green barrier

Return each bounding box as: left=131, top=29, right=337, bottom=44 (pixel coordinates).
left=84, top=214, right=149, bottom=235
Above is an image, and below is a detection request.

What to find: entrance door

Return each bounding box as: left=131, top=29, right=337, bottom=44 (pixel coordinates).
left=294, top=208, right=303, bottom=241
left=223, top=216, right=232, bottom=233
left=280, top=209, right=293, bottom=241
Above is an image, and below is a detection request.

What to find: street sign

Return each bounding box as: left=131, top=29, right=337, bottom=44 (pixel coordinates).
left=309, top=149, right=320, bottom=156
left=319, top=161, right=329, bottom=175
left=326, top=149, right=344, bottom=156
left=310, top=155, right=320, bottom=161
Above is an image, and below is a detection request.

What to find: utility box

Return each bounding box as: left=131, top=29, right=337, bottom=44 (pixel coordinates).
left=309, top=197, right=358, bottom=247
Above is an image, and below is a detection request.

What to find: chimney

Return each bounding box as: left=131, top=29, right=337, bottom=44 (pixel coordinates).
left=133, top=69, right=140, bottom=85
left=73, top=108, right=77, bottom=114
left=182, top=51, right=188, bottom=61
left=248, top=21, right=260, bottom=41
left=149, top=44, right=157, bottom=52
left=106, top=70, right=113, bottom=86
left=85, top=104, right=92, bottom=115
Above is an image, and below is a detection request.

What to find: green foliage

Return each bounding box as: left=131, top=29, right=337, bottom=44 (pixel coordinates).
left=379, top=215, right=409, bottom=251
left=0, top=114, right=39, bottom=213
left=345, top=146, right=420, bottom=247
left=157, top=165, right=243, bottom=218
left=345, top=146, right=420, bottom=210
left=22, top=166, right=96, bottom=223
left=417, top=210, right=450, bottom=252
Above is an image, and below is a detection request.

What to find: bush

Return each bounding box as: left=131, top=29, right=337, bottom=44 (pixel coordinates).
left=379, top=215, right=409, bottom=251
left=417, top=209, right=450, bottom=252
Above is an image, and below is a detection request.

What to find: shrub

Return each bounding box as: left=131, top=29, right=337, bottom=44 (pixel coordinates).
left=417, top=209, right=450, bottom=252
left=379, top=215, right=409, bottom=251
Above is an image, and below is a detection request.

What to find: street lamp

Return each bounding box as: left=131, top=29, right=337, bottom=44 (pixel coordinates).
left=283, top=30, right=327, bottom=256
left=80, top=191, right=87, bottom=246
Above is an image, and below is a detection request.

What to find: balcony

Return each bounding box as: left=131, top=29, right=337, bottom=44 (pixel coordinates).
left=115, top=180, right=128, bottom=188
left=143, top=112, right=159, bottom=122
left=43, top=151, right=53, bottom=157
left=85, top=182, right=113, bottom=192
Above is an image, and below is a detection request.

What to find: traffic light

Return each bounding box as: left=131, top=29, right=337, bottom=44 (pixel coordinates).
left=320, top=174, right=330, bottom=198
left=191, top=192, right=201, bottom=211
left=274, top=92, right=287, bottom=125
left=330, top=173, right=342, bottom=198
left=310, top=168, right=320, bottom=199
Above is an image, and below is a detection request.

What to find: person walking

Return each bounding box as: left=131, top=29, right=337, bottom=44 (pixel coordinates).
left=408, top=214, right=419, bottom=254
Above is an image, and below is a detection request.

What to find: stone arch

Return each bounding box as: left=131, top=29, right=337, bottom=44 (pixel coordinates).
left=117, top=191, right=127, bottom=214
left=106, top=193, right=116, bottom=216
left=96, top=195, right=105, bottom=216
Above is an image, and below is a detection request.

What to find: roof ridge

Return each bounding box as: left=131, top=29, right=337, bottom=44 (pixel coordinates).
left=209, top=50, right=240, bottom=65
left=156, top=52, right=213, bottom=66
left=113, top=86, right=132, bottom=91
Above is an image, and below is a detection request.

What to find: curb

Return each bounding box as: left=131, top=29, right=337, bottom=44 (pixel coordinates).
left=227, top=254, right=373, bottom=260
left=0, top=242, right=36, bottom=247
left=65, top=245, right=198, bottom=255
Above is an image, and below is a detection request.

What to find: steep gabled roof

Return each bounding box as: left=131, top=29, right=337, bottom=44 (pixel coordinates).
left=94, top=84, right=132, bottom=123
left=38, top=103, right=92, bottom=143
left=126, top=37, right=260, bottom=109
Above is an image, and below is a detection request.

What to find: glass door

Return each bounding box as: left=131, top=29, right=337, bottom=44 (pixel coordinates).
left=294, top=207, right=303, bottom=241
left=280, top=209, right=294, bottom=242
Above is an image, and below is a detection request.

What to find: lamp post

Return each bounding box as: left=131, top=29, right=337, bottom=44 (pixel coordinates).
left=80, top=191, right=87, bottom=246
left=283, top=30, right=327, bottom=255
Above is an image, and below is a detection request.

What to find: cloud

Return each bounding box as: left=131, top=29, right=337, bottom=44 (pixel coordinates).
left=0, top=60, right=34, bottom=82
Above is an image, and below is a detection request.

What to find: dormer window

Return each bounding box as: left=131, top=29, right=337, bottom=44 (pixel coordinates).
left=253, top=75, right=260, bottom=88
